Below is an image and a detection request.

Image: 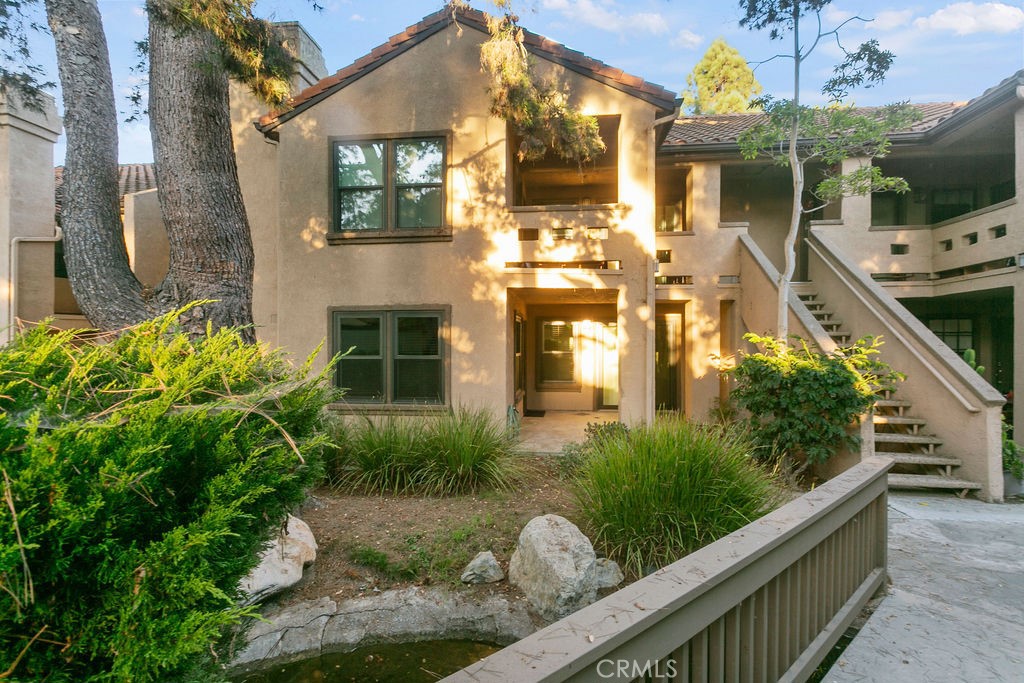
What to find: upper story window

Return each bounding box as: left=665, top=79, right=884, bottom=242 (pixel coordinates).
left=656, top=166, right=689, bottom=232
left=332, top=135, right=448, bottom=241
left=511, top=116, right=619, bottom=207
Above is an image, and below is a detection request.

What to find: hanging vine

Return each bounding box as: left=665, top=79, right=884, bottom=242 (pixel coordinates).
left=451, top=0, right=606, bottom=163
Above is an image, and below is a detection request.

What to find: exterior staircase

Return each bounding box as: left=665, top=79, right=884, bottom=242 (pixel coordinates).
left=795, top=288, right=983, bottom=497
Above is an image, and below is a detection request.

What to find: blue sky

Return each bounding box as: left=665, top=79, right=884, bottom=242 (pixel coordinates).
left=34, top=0, right=1024, bottom=163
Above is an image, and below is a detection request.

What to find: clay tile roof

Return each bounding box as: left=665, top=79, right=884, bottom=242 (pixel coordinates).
left=258, top=6, right=676, bottom=131
left=54, top=163, right=158, bottom=219
left=661, top=102, right=968, bottom=151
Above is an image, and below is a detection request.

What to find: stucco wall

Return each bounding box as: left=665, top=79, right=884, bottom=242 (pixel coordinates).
left=254, top=23, right=662, bottom=421
left=123, top=188, right=169, bottom=287
left=0, top=92, right=60, bottom=339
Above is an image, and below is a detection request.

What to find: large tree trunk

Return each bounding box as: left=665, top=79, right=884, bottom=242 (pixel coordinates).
left=148, top=12, right=256, bottom=342
left=45, top=0, right=150, bottom=329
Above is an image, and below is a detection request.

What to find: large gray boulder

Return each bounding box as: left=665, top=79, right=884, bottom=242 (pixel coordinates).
left=240, top=515, right=317, bottom=605
left=508, top=514, right=597, bottom=621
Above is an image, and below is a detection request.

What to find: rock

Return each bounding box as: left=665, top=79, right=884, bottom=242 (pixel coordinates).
left=595, top=557, right=624, bottom=588
left=508, top=514, right=597, bottom=621
left=461, top=551, right=504, bottom=584
left=240, top=515, right=317, bottom=605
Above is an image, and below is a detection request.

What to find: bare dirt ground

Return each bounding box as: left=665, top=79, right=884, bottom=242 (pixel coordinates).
left=272, top=456, right=579, bottom=607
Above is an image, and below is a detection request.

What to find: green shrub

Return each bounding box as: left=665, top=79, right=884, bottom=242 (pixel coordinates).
left=573, top=417, right=779, bottom=578
left=419, top=407, right=519, bottom=495
left=333, top=416, right=427, bottom=494
left=1003, top=416, right=1024, bottom=481
left=0, top=309, right=334, bottom=682
left=331, top=407, right=518, bottom=495
left=558, top=420, right=628, bottom=479
left=728, top=333, right=900, bottom=474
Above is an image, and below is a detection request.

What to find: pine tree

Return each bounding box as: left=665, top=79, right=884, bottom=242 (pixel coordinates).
left=681, top=38, right=762, bottom=115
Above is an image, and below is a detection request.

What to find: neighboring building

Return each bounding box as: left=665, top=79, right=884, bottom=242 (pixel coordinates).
left=2, top=9, right=1018, bottom=500
left=52, top=163, right=161, bottom=321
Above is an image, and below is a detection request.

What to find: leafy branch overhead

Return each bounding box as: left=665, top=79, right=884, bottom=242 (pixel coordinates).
left=467, top=2, right=605, bottom=162
left=737, top=0, right=920, bottom=339
left=738, top=98, right=921, bottom=209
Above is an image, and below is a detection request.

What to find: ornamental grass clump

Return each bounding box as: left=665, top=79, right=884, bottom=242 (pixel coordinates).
left=331, top=407, right=518, bottom=495
left=419, top=406, right=519, bottom=495
left=573, top=417, right=779, bottom=578
left=0, top=308, right=335, bottom=682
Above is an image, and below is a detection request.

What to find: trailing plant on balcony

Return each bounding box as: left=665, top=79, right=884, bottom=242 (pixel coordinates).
left=728, top=333, right=901, bottom=475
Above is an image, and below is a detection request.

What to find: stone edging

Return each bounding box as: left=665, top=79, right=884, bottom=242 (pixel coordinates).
left=229, top=586, right=536, bottom=672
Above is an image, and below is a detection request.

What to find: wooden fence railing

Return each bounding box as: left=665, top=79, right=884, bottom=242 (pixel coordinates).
left=443, top=456, right=892, bottom=683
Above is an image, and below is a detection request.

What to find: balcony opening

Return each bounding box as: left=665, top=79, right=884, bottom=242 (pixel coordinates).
left=656, top=166, right=689, bottom=232
left=511, top=115, right=619, bottom=207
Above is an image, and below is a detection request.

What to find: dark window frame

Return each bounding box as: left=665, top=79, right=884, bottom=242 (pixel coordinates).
left=329, top=132, right=451, bottom=244
left=331, top=306, right=449, bottom=406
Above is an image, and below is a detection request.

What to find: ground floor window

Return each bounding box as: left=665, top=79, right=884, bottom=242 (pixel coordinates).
left=332, top=309, right=445, bottom=404
left=538, top=320, right=578, bottom=388
left=928, top=318, right=973, bottom=355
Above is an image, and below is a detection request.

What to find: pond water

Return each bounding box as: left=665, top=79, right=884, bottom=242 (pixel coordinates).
left=231, top=639, right=501, bottom=683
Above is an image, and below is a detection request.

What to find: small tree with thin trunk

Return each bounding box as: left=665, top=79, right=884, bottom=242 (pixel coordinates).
left=736, top=0, right=920, bottom=340
left=681, top=38, right=762, bottom=115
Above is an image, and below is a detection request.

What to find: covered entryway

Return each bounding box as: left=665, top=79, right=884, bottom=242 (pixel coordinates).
left=508, top=288, right=620, bottom=418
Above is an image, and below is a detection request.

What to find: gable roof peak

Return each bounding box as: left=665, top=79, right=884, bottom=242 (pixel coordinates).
left=258, top=5, right=676, bottom=131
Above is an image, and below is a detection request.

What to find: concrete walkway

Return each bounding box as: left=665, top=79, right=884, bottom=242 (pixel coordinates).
left=825, top=492, right=1024, bottom=682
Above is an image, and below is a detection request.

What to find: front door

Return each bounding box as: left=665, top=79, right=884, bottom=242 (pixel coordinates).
left=655, top=315, right=682, bottom=411
left=597, top=322, right=619, bottom=409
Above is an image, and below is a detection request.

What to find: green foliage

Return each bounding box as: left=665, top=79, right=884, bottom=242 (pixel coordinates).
left=472, top=4, right=606, bottom=163
left=348, top=515, right=499, bottom=585
left=558, top=421, right=628, bottom=479
left=329, top=407, right=519, bottom=495
left=572, top=417, right=779, bottom=578
left=681, top=38, right=762, bottom=115
left=962, top=348, right=986, bottom=376
left=728, top=333, right=901, bottom=473
left=148, top=0, right=297, bottom=107
left=0, top=309, right=335, bottom=682
left=0, top=0, right=55, bottom=112
left=1003, top=417, right=1024, bottom=480
left=738, top=98, right=921, bottom=206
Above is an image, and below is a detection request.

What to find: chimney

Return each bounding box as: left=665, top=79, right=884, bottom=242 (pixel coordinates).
left=274, top=22, right=328, bottom=95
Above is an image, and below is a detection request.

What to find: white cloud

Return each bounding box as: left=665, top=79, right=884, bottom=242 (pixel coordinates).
left=872, top=10, right=914, bottom=31
left=671, top=29, right=703, bottom=50
left=540, top=0, right=670, bottom=35
left=914, top=2, right=1024, bottom=35
left=350, top=13, right=365, bottom=22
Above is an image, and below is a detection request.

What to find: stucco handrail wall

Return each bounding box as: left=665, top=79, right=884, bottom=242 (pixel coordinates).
left=737, top=232, right=836, bottom=351
left=807, top=228, right=1004, bottom=500
left=808, top=230, right=1004, bottom=410
left=443, top=456, right=892, bottom=683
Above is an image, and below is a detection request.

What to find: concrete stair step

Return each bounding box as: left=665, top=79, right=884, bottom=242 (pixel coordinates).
left=811, top=310, right=836, bottom=319
left=887, top=473, right=981, bottom=492
left=875, top=398, right=912, bottom=409
left=877, top=452, right=963, bottom=467
left=875, top=433, right=942, bottom=446
left=873, top=415, right=927, bottom=426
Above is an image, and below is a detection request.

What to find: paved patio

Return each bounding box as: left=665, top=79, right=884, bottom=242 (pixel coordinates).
left=825, top=492, right=1024, bottom=682
left=515, top=410, right=618, bottom=454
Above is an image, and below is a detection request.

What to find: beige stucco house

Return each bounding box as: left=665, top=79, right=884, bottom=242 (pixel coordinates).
left=1, top=9, right=1019, bottom=501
